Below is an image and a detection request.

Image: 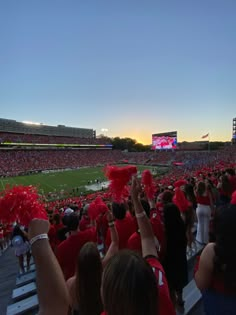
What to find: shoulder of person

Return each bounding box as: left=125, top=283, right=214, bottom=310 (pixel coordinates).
left=200, top=243, right=215, bottom=265
left=66, top=276, right=76, bottom=288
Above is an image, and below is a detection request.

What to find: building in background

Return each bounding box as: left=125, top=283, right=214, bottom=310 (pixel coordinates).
left=0, top=118, right=94, bottom=138
left=232, top=117, right=236, bottom=144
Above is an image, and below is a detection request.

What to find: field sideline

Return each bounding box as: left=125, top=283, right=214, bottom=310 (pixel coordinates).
left=0, top=165, right=168, bottom=197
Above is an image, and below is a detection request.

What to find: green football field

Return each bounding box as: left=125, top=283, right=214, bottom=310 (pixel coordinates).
left=0, top=165, right=168, bottom=199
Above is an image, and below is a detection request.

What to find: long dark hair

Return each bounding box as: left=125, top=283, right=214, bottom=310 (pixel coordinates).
left=185, top=184, right=197, bottom=209
left=163, top=203, right=187, bottom=252
left=214, top=204, right=236, bottom=291
left=12, top=225, right=27, bottom=242
left=196, top=181, right=206, bottom=196
left=75, top=242, right=103, bottom=315
left=221, top=175, right=231, bottom=195
left=102, top=250, right=158, bottom=315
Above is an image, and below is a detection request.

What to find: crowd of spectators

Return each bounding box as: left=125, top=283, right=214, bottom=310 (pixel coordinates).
left=1, top=144, right=236, bottom=315
left=0, top=150, right=124, bottom=176
left=0, top=146, right=235, bottom=177
left=20, top=160, right=236, bottom=315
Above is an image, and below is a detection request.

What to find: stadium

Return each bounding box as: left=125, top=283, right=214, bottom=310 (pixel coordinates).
left=1, top=0, right=236, bottom=313
left=0, top=118, right=166, bottom=197
left=0, top=116, right=236, bottom=315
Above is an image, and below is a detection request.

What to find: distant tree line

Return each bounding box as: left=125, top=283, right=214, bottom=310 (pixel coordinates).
left=109, top=137, right=150, bottom=152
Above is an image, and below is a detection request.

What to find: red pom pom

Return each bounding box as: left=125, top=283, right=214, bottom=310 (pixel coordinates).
left=0, top=185, right=47, bottom=226
left=104, top=165, right=137, bottom=202
left=141, top=170, right=156, bottom=199
left=231, top=191, right=236, bottom=205
left=88, top=197, right=108, bottom=220
left=173, top=188, right=189, bottom=212
left=174, top=180, right=187, bottom=188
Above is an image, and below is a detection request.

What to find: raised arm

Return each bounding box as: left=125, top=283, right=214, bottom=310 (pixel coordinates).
left=28, top=219, right=69, bottom=315
left=131, top=176, right=157, bottom=258
left=102, top=210, right=119, bottom=267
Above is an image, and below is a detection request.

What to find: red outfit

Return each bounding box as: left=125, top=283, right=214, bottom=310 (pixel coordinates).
left=96, top=213, right=108, bottom=244
left=56, top=228, right=96, bottom=280
left=127, top=213, right=166, bottom=261
left=147, top=257, right=176, bottom=315
left=79, top=216, right=91, bottom=231
left=100, top=257, right=175, bottom=315
left=196, top=194, right=211, bottom=205
left=48, top=225, right=56, bottom=250
left=127, top=231, right=142, bottom=253
left=106, top=213, right=136, bottom=250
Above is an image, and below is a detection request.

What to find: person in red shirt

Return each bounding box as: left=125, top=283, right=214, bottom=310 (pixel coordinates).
left=217, top=174, right=232, bottom=205
left=53, top=213, right=65, bottom=236
left=79, top=204, right=92, bottom=231
left=48, top=218, right=57, bottom=251
left=101, top=177, right=175, bottom=315
left=56, top=213, right=96, bottom=280
left=105, top=202, right=136, bottom=250
left=66, top=211, right=119, bottom=315
left=195, top=181, right=213, bottom=244
left=127, top=199, right=165, bottom=262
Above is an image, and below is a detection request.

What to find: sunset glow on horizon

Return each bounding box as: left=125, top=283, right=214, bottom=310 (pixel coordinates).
left=0, top=1, right=235, bottom=141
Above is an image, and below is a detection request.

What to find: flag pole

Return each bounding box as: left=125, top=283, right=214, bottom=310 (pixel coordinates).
left=208, top=133, right=210, bottom=152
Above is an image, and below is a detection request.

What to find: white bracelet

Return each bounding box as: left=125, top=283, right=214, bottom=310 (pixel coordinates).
left=136, top=212, right=146, bottom=219
left=30, top=234, right=48, bottom=246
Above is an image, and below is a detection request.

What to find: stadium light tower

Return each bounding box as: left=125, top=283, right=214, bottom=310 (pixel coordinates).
left=101, top=128, right=108, bottom=137
left=233, top=118, right=236, bottom=144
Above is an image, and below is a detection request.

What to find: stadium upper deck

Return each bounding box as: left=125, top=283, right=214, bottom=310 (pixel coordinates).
left=0, top=118, right=94, bottom=138
left=0, top=118, right=111, bottom=145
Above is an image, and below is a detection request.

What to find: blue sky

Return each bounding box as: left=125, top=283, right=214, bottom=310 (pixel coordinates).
left=0, top=0, right=235, bottom=144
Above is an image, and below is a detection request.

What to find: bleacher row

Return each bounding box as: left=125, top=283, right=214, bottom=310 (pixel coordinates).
left=6, top=230, right=203, bottom=315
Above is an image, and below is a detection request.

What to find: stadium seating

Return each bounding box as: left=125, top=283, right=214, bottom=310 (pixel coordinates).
left=12, top=283, right=37, bottom=302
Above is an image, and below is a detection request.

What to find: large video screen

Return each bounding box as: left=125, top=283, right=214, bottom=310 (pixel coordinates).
left=152, top=131, right=177, bottom=150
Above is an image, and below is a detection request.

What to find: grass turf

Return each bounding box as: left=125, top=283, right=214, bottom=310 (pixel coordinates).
left=0, top=165, right=168, bottom=198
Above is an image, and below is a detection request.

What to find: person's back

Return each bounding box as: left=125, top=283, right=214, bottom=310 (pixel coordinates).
left=57, top=228, right=96, bottom=280
left=56, top=213, right=96, bottom=280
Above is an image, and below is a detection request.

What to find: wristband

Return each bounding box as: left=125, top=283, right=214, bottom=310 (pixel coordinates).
left=108, top=222, right=115, bottom=227
left=136, top=212, right=146, bottom=219
left=30, top=234, right=48, bottom=246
